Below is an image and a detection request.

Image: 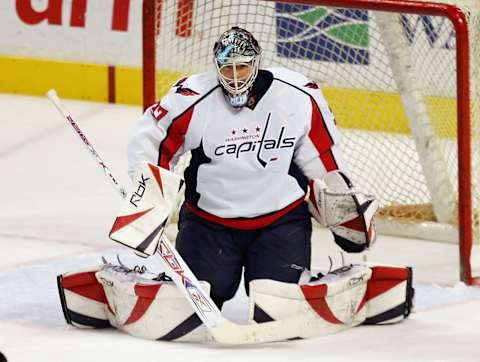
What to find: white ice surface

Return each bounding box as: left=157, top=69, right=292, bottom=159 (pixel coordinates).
left=1, top=94, right=480, bottom=361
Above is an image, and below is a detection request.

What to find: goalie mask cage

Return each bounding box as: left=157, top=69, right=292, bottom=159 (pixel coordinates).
left=142, top=0, right=480, bottom=285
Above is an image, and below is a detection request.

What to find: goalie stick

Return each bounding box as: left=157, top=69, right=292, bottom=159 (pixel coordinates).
left=46, top=89, right=320, bottom=344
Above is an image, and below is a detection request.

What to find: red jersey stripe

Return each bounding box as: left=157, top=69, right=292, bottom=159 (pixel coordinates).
left=320, top=149, right=338, bottom=172
left=308, top=97, right=338, bottom=171
left=159, top=106, right=194, bottom=170
left=308, top=97, right=333, bottom=154
left=186, top=198, right=305, bottom=230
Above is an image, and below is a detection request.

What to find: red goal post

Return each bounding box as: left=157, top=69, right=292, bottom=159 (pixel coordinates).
left=142, top=0, right=479, bottom=285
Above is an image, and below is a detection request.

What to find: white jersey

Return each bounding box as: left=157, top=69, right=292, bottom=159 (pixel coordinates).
left=128, top=67, right=346, bottom=229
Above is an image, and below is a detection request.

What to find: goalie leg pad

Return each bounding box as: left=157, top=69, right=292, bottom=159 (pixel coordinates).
left=57, top=266, right=111, bottom=328
left=249, top=265, right=372, bottom=338
left=249, top=264, right=414, bottom=337
left=95, top=262, right=210, bottom=342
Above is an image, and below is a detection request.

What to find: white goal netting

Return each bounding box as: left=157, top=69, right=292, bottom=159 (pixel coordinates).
left=146, top=0, right=480, bottom=282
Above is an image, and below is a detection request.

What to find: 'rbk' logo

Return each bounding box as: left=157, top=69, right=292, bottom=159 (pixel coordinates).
left=129, top=174, right=150, bottom=207
left=214, top=113, right=295, bottom=168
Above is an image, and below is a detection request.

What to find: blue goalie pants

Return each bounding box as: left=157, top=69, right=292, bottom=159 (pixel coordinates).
left=176, top=202, right=312, bottom=308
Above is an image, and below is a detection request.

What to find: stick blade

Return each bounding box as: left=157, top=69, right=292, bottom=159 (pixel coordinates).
left=210, top=310, right=355, bottom=345
left=210, top=317, right=303, bottom=344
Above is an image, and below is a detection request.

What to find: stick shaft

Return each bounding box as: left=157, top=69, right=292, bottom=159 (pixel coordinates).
left=47, top=89, right=127, bottom=198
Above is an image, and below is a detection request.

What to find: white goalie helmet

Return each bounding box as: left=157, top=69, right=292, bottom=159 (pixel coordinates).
left=213, top=27, right=262, bottom=107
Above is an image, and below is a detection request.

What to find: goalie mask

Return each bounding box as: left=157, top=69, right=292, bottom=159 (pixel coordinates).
left=213, top=27, right=261, bottom=108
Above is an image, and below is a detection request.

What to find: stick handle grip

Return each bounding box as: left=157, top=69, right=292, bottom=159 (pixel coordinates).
left=47, top=89, right=70, bottom=117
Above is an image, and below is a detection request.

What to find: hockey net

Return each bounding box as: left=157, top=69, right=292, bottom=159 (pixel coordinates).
left=142, top=0, right=479, bottom=285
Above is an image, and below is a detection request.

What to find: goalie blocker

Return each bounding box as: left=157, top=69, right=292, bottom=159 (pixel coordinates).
left=109, top=161, right=185, bottom=256
left=57, top=262, right=413, bottom=343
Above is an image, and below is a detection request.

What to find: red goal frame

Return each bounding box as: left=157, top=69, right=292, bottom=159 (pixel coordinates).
left=141, top=0, right=475, bottom=285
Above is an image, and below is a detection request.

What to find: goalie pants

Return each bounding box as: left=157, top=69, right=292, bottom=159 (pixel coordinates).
left=176, top=202, right=312, bottom=308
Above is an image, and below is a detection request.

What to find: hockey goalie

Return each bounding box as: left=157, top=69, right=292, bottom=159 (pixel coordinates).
left=124, top=27, right=381, bottom=309
left=57, top=26, right=414, bottom=343
left=57, top=162, right=413, bottom=342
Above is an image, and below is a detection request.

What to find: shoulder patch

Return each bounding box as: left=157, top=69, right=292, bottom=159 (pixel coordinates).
left=175, top=86, right=200, bottom=96
left=173, top=77, right=200, bottom=96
